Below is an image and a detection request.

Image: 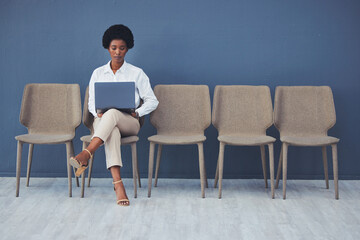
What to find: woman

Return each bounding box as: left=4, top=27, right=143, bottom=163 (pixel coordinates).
left=70, top=24, right=159, bottom=206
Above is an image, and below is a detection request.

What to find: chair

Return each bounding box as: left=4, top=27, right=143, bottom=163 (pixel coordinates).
left=15, top=83, right=82, bottom=197
left=274, top=86, right=340, bottom=199
left=212, top=85, right=276, bottom=198
left=79, top=86, right=142, bottom=198
left=147, top=85, right=211, bottom=198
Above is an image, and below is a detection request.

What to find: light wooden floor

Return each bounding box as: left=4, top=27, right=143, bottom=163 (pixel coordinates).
left=1, top=177, right=360, bottom=240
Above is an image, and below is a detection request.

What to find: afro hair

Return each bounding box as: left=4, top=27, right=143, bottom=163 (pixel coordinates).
left=102, top=24, right=134, bottom=49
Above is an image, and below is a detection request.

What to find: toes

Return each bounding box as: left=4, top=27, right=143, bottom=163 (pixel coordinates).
left=117, top=200, right=129, bottom=206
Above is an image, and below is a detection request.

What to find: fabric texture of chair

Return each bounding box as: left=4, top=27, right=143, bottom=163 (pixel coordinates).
left=147, top=84, right=211, bottom=198
left=274, top=86, right=340, bottom=199
left=15, top=83, right=82, bottom=197
left=212, top=85, right=276, bottom=198
left=79, top=86, right=141, bottom=198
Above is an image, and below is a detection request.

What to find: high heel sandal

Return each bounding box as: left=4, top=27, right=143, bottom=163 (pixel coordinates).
left=113, top=180, right=130, bottom=206
left=69, top=149, right=92, bottom=177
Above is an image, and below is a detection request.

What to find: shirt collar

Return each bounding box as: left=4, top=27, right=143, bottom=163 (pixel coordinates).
left=105, top=60, right=128, bottom=74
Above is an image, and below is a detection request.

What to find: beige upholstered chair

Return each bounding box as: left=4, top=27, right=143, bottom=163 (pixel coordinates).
left=15, top=83, right=82, bottom=197
left=274, top=86, right=340, bottom=199
left=79, top=87, right=141, bottom=198
left=212, top=85, right=276, bottom=199
left=147, top=85, right=211, bottom=198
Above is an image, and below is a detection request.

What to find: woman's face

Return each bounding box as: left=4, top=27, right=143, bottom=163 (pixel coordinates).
left=108, top=39, right=128, bottom=65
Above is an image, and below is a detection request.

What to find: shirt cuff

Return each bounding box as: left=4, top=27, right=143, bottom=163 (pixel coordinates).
left=135, top=109, right=143, bottom=117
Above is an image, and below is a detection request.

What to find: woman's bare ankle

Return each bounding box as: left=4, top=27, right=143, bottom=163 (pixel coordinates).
left=114, top=181, right=128, bottom=200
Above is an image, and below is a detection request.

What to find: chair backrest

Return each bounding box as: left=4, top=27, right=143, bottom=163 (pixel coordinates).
left=212, top=85, right=273, bottom=136
left=83, top=86, right=94, bottom=133
left=150, top=85, right=211, bottom=135
left=20, top=83, right=82, bottom=135
left=274, top=86, right=336, bottom=137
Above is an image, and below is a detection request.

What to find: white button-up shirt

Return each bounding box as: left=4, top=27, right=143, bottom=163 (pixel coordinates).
left=88, top=61, right=159, bottom=118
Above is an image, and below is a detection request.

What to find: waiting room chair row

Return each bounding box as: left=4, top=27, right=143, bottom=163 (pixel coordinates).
left=15, top=84, right=339, bottom=200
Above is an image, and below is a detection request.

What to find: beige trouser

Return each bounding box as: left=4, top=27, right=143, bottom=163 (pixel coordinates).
left=93, top=109, right=140, bottom=169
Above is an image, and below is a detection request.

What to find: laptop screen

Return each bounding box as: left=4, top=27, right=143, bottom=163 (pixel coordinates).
left=95, top=82, right=136, bottom=113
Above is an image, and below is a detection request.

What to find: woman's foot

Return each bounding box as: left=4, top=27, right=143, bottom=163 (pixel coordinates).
left=113, top=180, right=130, bottom=206
left=69, top=149, right=92, bottom=177
left=73, top=149, right=92, bottom=167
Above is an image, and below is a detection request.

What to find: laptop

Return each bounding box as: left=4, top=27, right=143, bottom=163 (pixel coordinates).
left=95, top=82, right=136, bottom=114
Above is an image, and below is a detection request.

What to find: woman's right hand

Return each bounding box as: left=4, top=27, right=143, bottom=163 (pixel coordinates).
left=97, top=113, right=103, bottom=118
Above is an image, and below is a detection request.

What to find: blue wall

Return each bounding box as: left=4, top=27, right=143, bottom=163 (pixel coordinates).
left=1, top=0, right=360, bottom=179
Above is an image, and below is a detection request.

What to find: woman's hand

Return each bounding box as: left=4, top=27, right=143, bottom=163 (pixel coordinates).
left=97, top=113, right=103, bottom=118
left=131, top=111, right=139, bottom=119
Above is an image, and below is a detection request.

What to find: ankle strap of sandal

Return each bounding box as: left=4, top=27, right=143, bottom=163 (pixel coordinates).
left=112, top=180, right=123, bottom=184
left=84, top=149, right=93, bottom=158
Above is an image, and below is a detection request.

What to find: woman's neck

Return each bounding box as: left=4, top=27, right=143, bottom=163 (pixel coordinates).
left=110, top=61, right=124, bottom=74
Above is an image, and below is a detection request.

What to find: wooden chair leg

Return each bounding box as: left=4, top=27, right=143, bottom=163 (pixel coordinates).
left=203, top=154, right=209, bottom=188
left=26, top=144, right=34, bottom=187
left=214, top=158, right=219, bottom=188
left=80, top=172, right=86, bottom=198
left=197, top=142, right=206, bottom=198
left=322, top=146, right=329, bottom=189
left=260, top=145, right=268, bottom=188
left=147, top=142, right=155, bottom=197
left=331, top=144, right=339, bottom=200
left=275, top=145, right=283, bottom=189
left=154, top=144, right=163, bottom=187
left=16, top=141, right=23, bottom=197
left=69, top=143, right=79, bottom=188
left=65, top=141, right=73, bottom=197
left=80, top=141, right=87, bottom=198
left=268, top=143, right=275, bottom=199
left=72, top=167, right=79, bottom=187
left=218, top=142, right=225, bottom=199
left=131, top=143, right=138, bottom=198
left=136, top=153, right=141, bottom=188
left=86, top=142, right=94, bottom=188
left=282, top=143, right=288, bottom=200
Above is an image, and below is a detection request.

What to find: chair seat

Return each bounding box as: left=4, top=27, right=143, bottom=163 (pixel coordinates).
left=280, top=136, right=340, bottom=146
left=15, top=133, right=74, bottom=144
left=148, top=134, right=206, bottom=145
left=218, top=135, right=276, bottom=146
left=80, top=135, right=139, bottom=144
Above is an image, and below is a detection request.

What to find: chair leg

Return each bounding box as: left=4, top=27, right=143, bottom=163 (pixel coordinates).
left=214, top=157, right=219, bottom=188
left=87, top=142, right=94, bottom=188
left=26, top=144, right=34, bottom=187
left=148, top=142, right=156, bottom=197
left=217, top=142, right=225, bottom=199
left=282, top=143, right=288, bottom=200
left=331, top=144, right=339, bottom=200
left=16, top=141, right=23, bottom=197
left=65, top=141, right=73, bottom=197
left=197, top=142, right=206, bottom=198
left=203, top=154, right=209, bottom=188
left=72, top=168, right=79, bottom=187
left=154, top=144, right=163, bottom=187
left=260, top=145, right=268, bottom=188
left=80, top=172, right=86, bottom=198
left=131, top=143, right=138, bottom=198
left=322, top=146, right=329, bottom=189
left=69, top=143, right=79, bottom=188
left=275, top=145, right=283, bottom=189
left=80, top=141, right=87, bottom=198
left=268, top=143, right=275, bottom=199
left=136, top=153, right=141, bottom=188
